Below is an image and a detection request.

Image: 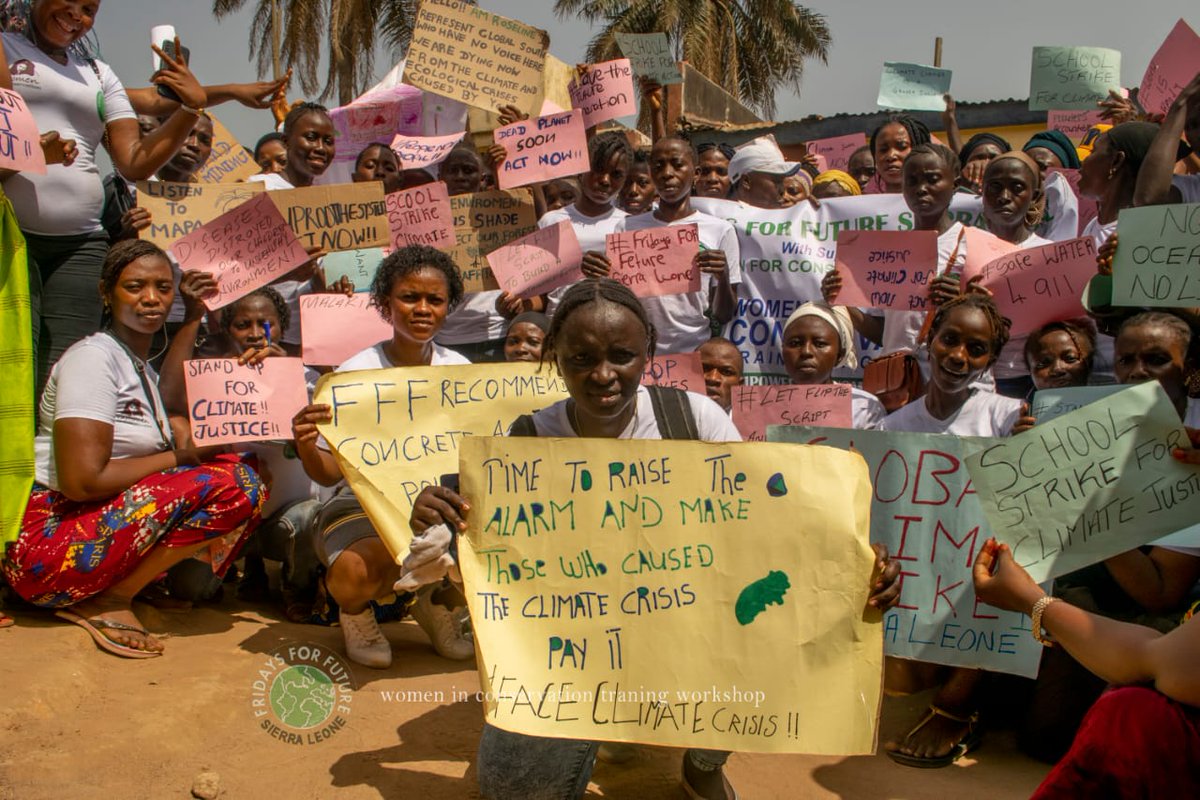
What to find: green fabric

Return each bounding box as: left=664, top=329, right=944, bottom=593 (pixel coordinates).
left=0, top=187, right=33, bottom=548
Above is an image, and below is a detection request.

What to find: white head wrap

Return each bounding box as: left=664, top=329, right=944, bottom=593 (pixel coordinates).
left=782, top=302, right=858, bottom=371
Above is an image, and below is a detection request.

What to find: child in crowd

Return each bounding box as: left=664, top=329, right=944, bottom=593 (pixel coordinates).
left=619, top=147, right=657, bottom=214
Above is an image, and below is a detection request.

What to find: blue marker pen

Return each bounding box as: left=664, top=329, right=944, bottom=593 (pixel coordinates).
left=263, top=322, right=272, bottom=348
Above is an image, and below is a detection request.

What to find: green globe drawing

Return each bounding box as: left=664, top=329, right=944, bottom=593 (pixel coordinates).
left=269, top=665, right=336, bottom=730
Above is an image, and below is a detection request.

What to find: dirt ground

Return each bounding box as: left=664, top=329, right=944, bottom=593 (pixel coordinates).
left=0, top=597, right=1051, bottom=800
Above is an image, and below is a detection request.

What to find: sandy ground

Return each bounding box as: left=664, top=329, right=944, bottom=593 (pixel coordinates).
left=0, top=597, right=1051, bottom=800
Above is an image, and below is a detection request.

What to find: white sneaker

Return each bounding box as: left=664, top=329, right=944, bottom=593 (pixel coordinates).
left=411, top=586, right=475, bottom=661
left=340, top=607, right=392, bottom=669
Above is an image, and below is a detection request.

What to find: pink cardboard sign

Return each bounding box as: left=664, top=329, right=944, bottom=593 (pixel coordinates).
left=170, top=192, right=309, bottom=310
left=731, top=384, right=853, bottom=441
left=299, top=293, right=392, bottom=367
left=805, top=133, right=867, bottom=173
left=390, top=131, right=466, bottom=170
left=605, top=223, right=701, bottom=298
left=568, top=59, right=637, bottom=128
left=642, top=351, right=706, bottom=395
left=962, top=227, right=1021, bottom=276
left=0, top=88, right=47, bottom=174
left=329, top=85, right=423, bottom=164
left=963, top=237, right=1097, bottom=336
left=832, top=230, right=939, bottom=311
left=386, top=182, right=455, bottom=249
left=494, top=109, right=589, bottom=189
left=183, top=358, right=309, bottom=446
left=1139, top=19, right=1200, bottom=118
left=1046, top=109, right=1106, bottom=143
left=1047, top=167, right=1099, bottom=236
left=485, top=220, right=583, bottom=297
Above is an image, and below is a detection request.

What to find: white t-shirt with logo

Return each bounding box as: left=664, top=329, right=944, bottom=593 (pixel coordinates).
left=3, top=33, right=137, bottom=235
left=538, top=203, right=628, bottom=314
left=34, top=333, right=172, bottom=491
left=618, top=210, right=742, bottom=354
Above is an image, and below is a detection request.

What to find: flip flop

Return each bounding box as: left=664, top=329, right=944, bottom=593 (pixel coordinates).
left=54, top=609, right=163, bottom=659
left=885, top=704, right=982, bottom=769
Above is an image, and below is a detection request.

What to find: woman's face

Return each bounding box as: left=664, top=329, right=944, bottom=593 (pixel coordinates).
left=928, top=307, right=996, bottom=394
left=504, top=322, right=545, bottom=363
left=1028, top=330, right=1090, bottom=390
left=983, top=159, right=1038, bottom=235
left=544, top=180, right=578, bottom=211
left=1078, top=134, right=1116, bottom=199
left=620, top=162, right=656, bottom=214
left=225, top=295, right=282, bottom=354
left=737, top=172, right=786, bottom=209
left=1024, top=146, right=1063, bottom=176
left=555, top=301, right=648, bottom=428
left=287, top=112, right=335, bottom=182
left=353, top=145, right=398, bottom=183
left=107, top=255, right=172, bottom=337
left=439, top=150, right=484, bottom=196
left=963, top=143, right=1004, bottom=175
left=1115, top=323, right=1189, bottom=410
left=902, top=153, right=956, bottom=228
left=695, top=149, right=731, bottom=198
left=256, top=139, right=288, bottom=175
left=649, top=140, right=694, bottom=205
left=33, top=0, right=98, bottom=51
left=580, top=152, right=628, bottom=207
left=779, top=174, right=809, bottom=207
left=812, top=180, right=851, bottom=200
left=782, top=316, right=841, bottom=385
left=874, top=123, right=912, bottom=190
left=847, top=149, right=875, bottom=189
left=384, top=267, right=451, bottom=345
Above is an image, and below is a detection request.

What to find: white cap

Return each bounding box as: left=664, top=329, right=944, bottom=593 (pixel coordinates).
left=728, top=134, right=802, bottom=185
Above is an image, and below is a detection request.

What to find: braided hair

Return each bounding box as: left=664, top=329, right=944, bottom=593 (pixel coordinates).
left=282, top=102, right=331, bottom=138
left=588, top=131, right=633, bottom=173
left=220, top=286, right=290, bottom=335
left=906, top=142, right=961, bottom=176
left=1118, top=311, right=1194, bottom=357
left=1024, top=319, right=1097, bottom=375
left=926, top=293, right=1010, bottom=361
left=99, top=240, right=172, bottom=327
left=544, top=279, right=657, bottom=367
left=369, top=244, right=464, bottom=321
left=869, top=114, right=932, bottom=160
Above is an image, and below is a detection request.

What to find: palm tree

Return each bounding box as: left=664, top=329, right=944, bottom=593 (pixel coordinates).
left=212, top=0, right=419, bottom=106
left=553, top=0, right=830, bottom=119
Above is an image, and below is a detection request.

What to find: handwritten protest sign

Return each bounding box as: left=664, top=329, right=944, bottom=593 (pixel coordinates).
left=1047, top=109, right=1106, bottom=142
left=1139, top=19, right=1200, bottom=118
left=966, top=383, right=1198, bottom=583
left=183, top=358, right=308, bottom=446
left=642, top=352, right=706, bottom=395
left=460, top=435, right=881, bottom=752
left=136, top=180, right=265, bottom=248
left=330, top=85, right=423, bottom=166
left=321, top=248, right=386, bottom=292
left=732, top=385, right=852, bottom=441
left=268, top=182, right=388, bottom=253
left=449, top=189, right=538, bottom=293
left=1111, top=203, right=1200, bottom=307
left=315, top=362, right=571, bottom=560
left=170, top=192, right=309, bottom=310
left=805, top=134, right=867, bottom=173
left=770, top=426, right=1043, bottom=678
left=963, top=237, right=1097, bottom=336
left=404, top=0, right=548, bottom=114
left=832, top=230, right=939, bottom=311
left=196, top=116, right=258, bottom=184
left=877, top=62, right=952, bottom=112
left=299, top=293, right=392, bottom=366
left=1030, top=385, right=1125, bottom=425
left=486, top=220, right=583, bottom=297
left=615, top=32, right=681, bottom=85
left=605, top=224, right=701, bottom=298
left=390, top=131, right=465, bottom=170
left=0, top=88, right=46, bottom=173
left=495, top=109, right=589, bottom=189
left=692, top=193, right=984, bottom=384
left=385, top=182, right=455, bottom=250
left=1029, top=46, right=1121, bottom=111
left=568, top=59, right=636, bottom=127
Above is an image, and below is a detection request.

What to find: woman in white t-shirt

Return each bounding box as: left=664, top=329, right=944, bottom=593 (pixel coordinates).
left=0, top=240, right=265, bottom=658
left=780, top=302, right=885, bottom=429
left=882, top=293, right=1020, bottom=768
left=2, top=3, right=210, bottom=393
left=291, top=245, right=473, bottom=670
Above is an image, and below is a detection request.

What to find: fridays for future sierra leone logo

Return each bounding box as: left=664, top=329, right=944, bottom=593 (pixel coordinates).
left=251, top=642, right=355, bottom=745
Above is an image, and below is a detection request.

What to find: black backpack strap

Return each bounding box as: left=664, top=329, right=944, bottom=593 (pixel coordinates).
left=646, top=386, right=700, bottom=441
left=508, top=414, right=538, bottom=437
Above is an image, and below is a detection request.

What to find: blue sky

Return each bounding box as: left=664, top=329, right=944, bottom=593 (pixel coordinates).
left=92, top=1, right=1197, bottom=146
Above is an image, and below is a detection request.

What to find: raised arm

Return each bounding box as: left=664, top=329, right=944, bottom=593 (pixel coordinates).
left=1133, top=72, right=1199, bottom=207
left=126, top=75, right=288, bottom=117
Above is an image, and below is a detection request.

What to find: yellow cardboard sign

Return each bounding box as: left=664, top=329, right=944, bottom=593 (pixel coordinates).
left=314, top=362, right=570, bottom=560
left=195, top=115, right=259, bottom=184
left=136, top=180, right=265, bottom=248
left=459, top=436, right=883, bottom=754
left=448, top=189, right=537, bottom=293
left=268, top=182, right=389, bottom=253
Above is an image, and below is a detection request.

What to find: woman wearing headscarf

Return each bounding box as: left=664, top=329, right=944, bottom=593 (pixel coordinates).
left=957, top=132, right=1011, bottom=191
left=811, top=169, right=861, bottom=199
left=1024, top=130, right=1083, bottom=241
